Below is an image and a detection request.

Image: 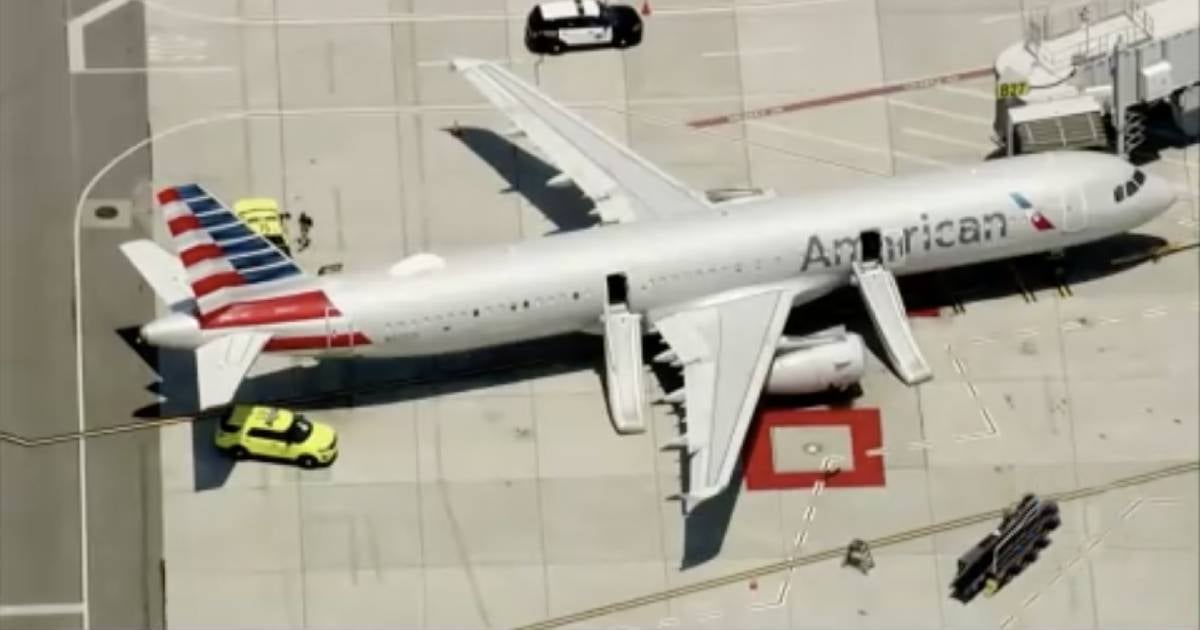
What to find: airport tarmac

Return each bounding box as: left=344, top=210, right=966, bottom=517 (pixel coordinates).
left=1, top=1, right=164, bottom=629
left=85, top=0, right=1200, bottom=628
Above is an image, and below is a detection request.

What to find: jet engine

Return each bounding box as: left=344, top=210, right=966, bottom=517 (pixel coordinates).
left=764, top=331, right=866, bottom=395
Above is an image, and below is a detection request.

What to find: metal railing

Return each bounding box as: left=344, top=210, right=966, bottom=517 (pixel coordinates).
left=1022, top=0, right=1157, bottom=67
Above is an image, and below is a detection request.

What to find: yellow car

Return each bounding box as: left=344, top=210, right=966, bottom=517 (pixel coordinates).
left=233, top=198, right=292, bottom=256
left=215, top=405, right=338, bottom=468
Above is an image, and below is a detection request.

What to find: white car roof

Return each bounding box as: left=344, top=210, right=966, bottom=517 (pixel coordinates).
left=539, top=0, right=602, bottom=20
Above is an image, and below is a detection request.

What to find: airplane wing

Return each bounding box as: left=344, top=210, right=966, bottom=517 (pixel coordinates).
left=652, top=276, right=843, bottom=505
left=451, top=58, right=713, bottom=224
left=195, top=331, right=272, bottom=410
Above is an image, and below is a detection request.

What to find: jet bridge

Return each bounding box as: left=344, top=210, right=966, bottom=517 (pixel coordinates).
left=993, top=0, right=1199, bottom=157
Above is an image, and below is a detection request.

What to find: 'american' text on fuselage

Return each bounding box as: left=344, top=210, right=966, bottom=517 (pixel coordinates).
left=801, top=211, right=1009, bottom=271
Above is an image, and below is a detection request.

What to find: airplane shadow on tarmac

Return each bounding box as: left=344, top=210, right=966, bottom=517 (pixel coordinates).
left=121, top=229, right=1166, bottom=561
left=119, top=326, right=236, bottom=491
left=444, top=126, right=601, bottom=234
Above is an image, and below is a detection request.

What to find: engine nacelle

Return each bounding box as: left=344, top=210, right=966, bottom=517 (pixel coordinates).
left=765, top=333, right=866, bottom=395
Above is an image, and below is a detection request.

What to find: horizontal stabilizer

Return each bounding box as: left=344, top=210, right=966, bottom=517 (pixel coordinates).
left=120, top=239, right=193, bottom=309
left=196, top=332, right=272, bottom=410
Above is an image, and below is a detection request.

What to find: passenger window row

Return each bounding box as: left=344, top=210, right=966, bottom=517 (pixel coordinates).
left=1113, top=169, right=1147, bottom=203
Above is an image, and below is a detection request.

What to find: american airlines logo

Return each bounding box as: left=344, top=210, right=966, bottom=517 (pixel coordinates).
left=799, top=211, right=1011, bottom=272
left=1010, top=192, right=1056, bottom=232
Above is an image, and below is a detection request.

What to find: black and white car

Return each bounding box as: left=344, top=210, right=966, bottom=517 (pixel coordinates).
left=525, top=0, right=643, bottom=55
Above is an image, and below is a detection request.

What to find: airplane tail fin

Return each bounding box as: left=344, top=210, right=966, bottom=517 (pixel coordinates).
left=196, top=331, right=272, bottom=410
left=155, top=184, right=312, bottom=319
left=120, top=239, right=194, bottom=311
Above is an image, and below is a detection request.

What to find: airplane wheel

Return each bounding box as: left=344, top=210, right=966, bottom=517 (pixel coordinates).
left=230, top=446, right=248, bottom=460
left=298, top=455, right=318, bottom=469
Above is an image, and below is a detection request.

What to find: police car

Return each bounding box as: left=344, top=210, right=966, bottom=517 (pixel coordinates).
left=525, top=0, right=643, bottom=55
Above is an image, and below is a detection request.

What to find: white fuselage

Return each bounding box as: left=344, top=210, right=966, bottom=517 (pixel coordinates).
left=186, top=152, right=1176, bottom=357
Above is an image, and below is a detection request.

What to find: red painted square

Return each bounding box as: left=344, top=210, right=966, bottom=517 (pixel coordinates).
left=744, top=407, right=885, bottom=490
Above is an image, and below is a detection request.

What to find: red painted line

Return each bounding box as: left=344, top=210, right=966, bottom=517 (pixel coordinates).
left=264, top=332, right=370, bottom=351
left=200, top=290, right=340, bottom=329
left=907, top=307, right=942, bottom=318
left=689, top=66, right=994, bottom=128
left=744, top=407, right=885, bottom=491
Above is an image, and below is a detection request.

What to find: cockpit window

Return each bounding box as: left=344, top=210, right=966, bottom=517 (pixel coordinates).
left=1132, top=169, right=1146, bottom=185
left=1125, top=180, right=1138, bottom=197
left=1114, top=186, right=1125, bottom=202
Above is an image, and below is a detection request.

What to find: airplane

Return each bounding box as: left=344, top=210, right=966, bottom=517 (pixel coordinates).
left=121, top=58, right=1176, bottom=507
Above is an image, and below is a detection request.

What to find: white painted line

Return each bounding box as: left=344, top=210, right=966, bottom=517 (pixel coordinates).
left=67, top=0, right=133, bottom=72
left=0, top=603, right=86, bottom=617
left=901, top=127, right=994, bottom=151
left=970, top=335, right=995, bottom=344
left=1061, top=321, right=1084, bottom=332
left=980, top=407, right=999, bottom=435
left=747, top=119, right=953, bottom=169
left=950, top=356, right=967, bottom=376
left=1004, top=497, right=1180, bottom=627
left=864, top=447, right=887, bottom=457
left=701, top=46, right=802, bottom=58
left=417, top=57, right=527, bottom=68
left=938, top=85, right=994, bottom=101
left=1015, top=327, right=1040, bottom=338
left=1141, top=306, right=1168, bottom=318
left=141, top=0, right=847, bottom=26
left=803, top=505, right=816, bottom=522
left=906, top=440, right=935, bottom=450
left=75, top=66, right=237, bottom=75
left=888, top=99, right=991, bottom=126
left=658, top=616, right=679, bottom=627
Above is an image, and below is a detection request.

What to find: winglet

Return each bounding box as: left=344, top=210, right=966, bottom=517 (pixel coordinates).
left=195, top=331, right=272, bottom=410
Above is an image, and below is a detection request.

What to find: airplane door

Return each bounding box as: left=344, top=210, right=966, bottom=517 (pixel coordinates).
left=1061, top=186, right=1088, bottom=233
left=324, top=307, right=354, bottom=354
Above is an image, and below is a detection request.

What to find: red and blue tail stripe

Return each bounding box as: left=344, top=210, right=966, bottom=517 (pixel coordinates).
left=156, top=183, right=307, bottom=317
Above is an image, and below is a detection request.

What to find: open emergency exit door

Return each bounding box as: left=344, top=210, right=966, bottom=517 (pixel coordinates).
left=851, top=228, right=933, bottom=386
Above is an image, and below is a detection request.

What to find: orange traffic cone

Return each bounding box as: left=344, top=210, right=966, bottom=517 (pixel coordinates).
left=641, top=0, right=651, bottom=16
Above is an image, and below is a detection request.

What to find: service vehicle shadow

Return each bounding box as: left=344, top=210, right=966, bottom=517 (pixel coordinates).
left=190, top=416, right=235, bottom=491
